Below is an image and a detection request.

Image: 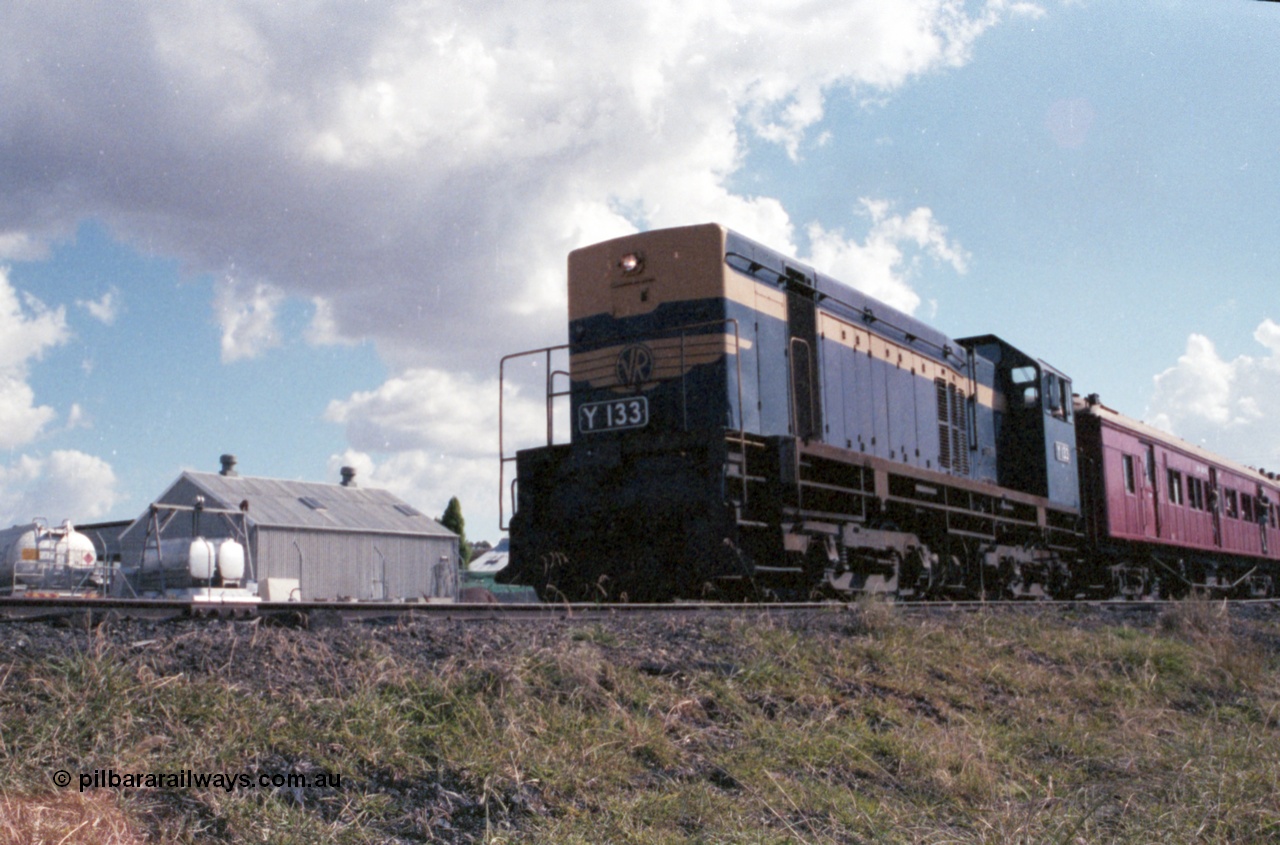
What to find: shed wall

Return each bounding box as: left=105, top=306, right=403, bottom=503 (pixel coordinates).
left=255, top=528, right=458, bottom=600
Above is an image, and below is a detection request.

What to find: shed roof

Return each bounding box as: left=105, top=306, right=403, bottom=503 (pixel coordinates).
left=155, top=471, right=456, bottom=538
left=468, top=538, right=509, bottom=574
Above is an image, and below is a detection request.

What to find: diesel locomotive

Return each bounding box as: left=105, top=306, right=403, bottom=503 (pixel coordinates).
left=497, top=223, right=1279, bottom=601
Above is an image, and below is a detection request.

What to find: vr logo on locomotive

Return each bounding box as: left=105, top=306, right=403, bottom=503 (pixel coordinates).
left=615, top=344, right=654, bottom=387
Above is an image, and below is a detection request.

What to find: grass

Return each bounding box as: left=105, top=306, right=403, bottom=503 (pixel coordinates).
left=1, top=600, right=1278, bottom=842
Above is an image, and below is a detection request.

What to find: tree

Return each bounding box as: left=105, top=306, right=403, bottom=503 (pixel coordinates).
left=439, top=496, right=471, bottom=567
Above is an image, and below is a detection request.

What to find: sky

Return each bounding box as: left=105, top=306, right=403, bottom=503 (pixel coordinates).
left=0, top=0, right=1277, bottom=542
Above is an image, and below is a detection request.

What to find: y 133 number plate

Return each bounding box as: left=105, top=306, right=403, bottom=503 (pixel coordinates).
left=578, top=397, right=649, bottom=433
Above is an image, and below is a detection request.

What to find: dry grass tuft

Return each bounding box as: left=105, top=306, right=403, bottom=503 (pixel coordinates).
left=0, top=790, right=143, bottom=845
left=1159, top=592, right=1232, bottom=639
left=842, top=593, right=897, bottom=636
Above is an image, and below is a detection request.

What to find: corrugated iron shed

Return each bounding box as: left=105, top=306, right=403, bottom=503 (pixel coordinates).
left=116, top=466, right=459, bottom=601
left=173, top=472, right=455, bottom=537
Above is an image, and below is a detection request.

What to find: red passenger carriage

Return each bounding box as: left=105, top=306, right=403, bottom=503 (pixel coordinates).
left=1075, top=395, right=1279, bottom=598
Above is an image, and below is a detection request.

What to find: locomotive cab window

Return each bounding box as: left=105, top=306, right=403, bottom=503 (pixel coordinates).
left=1011, top=365, right=1039, bottom=409
left=1045, top=373, right=1072, bottom=420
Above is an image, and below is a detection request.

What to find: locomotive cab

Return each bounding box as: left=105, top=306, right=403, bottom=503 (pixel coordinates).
left=958, top=335, right=1080, bottom=511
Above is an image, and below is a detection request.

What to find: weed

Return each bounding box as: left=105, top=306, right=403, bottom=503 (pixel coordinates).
left=2, top=608, right=1279, bottom=842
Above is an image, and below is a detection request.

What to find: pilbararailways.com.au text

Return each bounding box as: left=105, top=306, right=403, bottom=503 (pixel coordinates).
left=55, top=768, right=342, bottom=793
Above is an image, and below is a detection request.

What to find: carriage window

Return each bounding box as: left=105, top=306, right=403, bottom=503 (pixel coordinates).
left=1242, top=494, right=1254, bottom=523
left=1225, top=488, right=1239, bottom=519
left=1122, top=455, right=1136, bottom=494
left=1167, top=469, right=1183, bottom=505
left=1188, top=477, right=1205, bottom=510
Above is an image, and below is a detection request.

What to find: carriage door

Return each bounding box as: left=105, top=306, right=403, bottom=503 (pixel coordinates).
left=785, top=267, right=821, bottom=441
left=1139, top=442, right=1160, bottom=540
left=1257, top=485, right=1270, bottom=556
left=1209, top=467, right=1222, bottom=547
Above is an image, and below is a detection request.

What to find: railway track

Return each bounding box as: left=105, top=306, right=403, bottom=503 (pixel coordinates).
left=2, top=595, right=1277, bottom=625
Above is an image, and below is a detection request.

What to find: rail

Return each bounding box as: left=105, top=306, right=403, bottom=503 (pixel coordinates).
left=2, top=594, right=1278, bottom=625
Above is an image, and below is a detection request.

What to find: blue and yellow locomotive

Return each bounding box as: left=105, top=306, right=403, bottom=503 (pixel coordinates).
left=499, top=223, right=1082, bottom=601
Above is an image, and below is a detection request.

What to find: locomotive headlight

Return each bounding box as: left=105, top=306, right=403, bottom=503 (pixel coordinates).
left=619, top=252, right=644, bottom=275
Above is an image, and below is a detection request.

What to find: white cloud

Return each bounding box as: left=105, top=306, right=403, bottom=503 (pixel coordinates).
left=0, top=268, right=69, bottom=448
left=214, top=277, right=284, bottom=362
left=0, top=450, right=119, bottom=525
left=64, top=403, right=91, bottom=432
left=0, top=270, right=69, bottom=371
left=0, top=377, right=59, bottom=451
left=76, top=287, right=121, bottom=325
left=330, top=448, right=495, bottom=535
left=324, top=366, right=549, bottom=458
left=0, top=0, right=1013, bottom=371
left=324, top=365, right=558, bottom=534
left=1147, top=319, right=1280, bottom=470
left=0, top=231, right=48, bottom=261
left=806, top=199, right=970, bottom=314
left=305, top=297, right=356, bottom=346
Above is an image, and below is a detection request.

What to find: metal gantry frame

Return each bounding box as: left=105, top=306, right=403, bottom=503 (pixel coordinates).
left=118, top=500, right=255, bottom=597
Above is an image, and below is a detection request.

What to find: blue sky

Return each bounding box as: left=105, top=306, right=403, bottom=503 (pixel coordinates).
left=1, top=0, right=1277, bottom=542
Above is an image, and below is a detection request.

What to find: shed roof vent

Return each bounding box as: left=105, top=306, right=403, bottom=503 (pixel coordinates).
left=220, top=454, right=238, bottom=477
left=340, top=466, right=357, bottom=487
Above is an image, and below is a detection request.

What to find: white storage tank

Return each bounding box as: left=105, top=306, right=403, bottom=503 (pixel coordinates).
left=54, top=522, right=98, bottom=570
left=217, top=539, right=246, bottom=582
left=187, top=538, right=217, bottom=580
left=142, top=537, right=223, bottom=580
left=0, top=520, right=99, bottom=594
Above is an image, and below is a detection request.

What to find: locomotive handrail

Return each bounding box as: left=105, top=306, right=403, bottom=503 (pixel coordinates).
left=498, top=344, right=571, bottom=532
left=727, top=249, right=966, bottom=369
left=498, top=322, right=751, bottom=531
left=788, top=337, right=818, bottom=442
